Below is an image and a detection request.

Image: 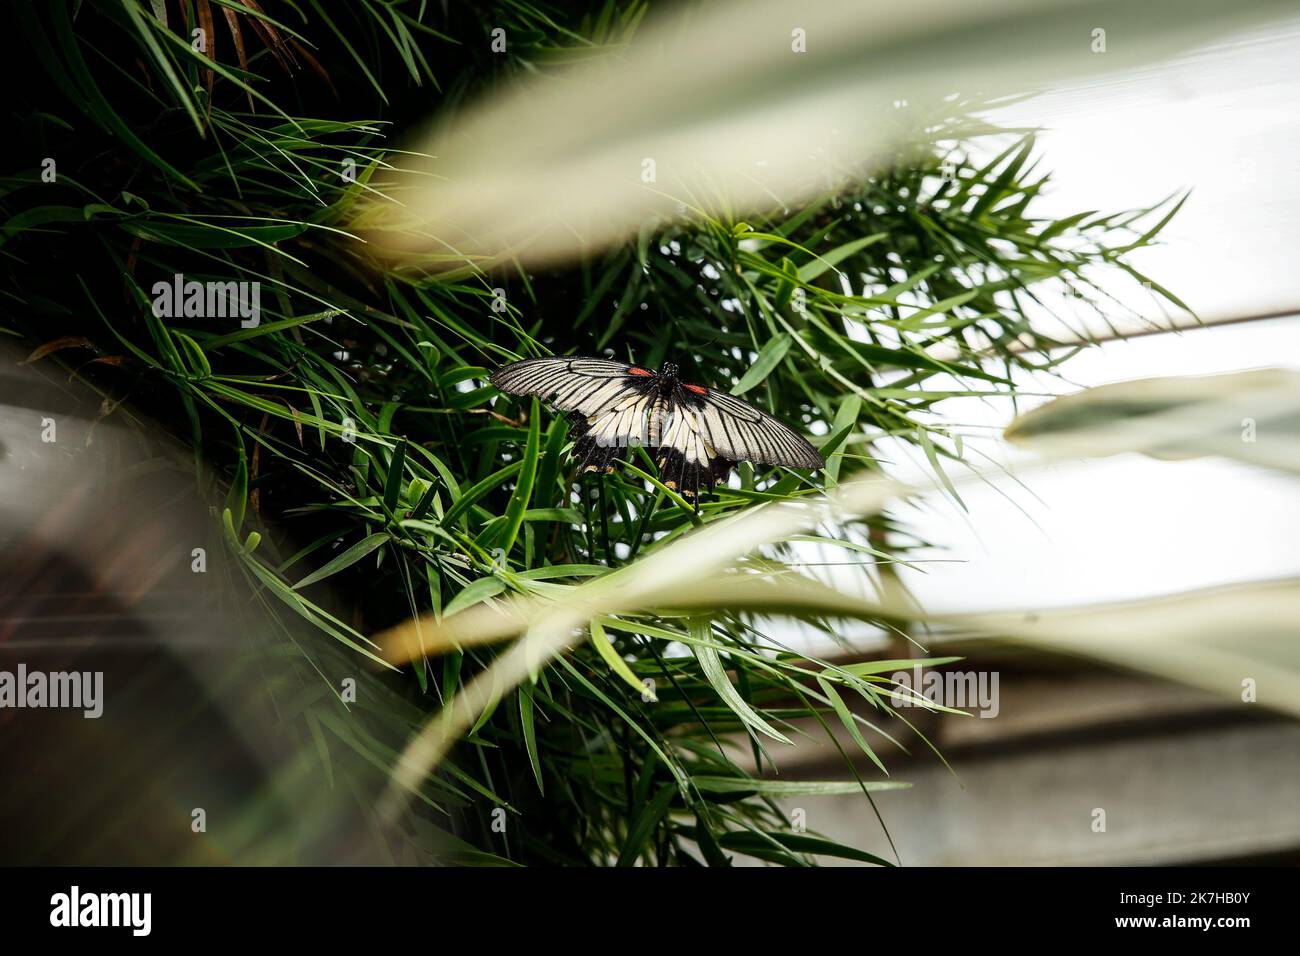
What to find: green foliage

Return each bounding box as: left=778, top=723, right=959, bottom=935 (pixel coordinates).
left=1, top=1, right=1183, bottom=864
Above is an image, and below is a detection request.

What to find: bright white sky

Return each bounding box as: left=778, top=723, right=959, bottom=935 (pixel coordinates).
left=879, top=18, right=1300, bottom=615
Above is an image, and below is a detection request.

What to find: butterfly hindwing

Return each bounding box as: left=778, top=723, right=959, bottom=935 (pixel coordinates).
left=571, top=390, right=653, bottom=473
left=653, top=400, right=734, bottom=501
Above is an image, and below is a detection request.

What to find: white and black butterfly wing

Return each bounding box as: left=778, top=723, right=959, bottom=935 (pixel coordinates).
left=654, top=388, right=823, bottom=500
left=652, top=402, right=731, bottom=499
left=489, top=356, right=656, bottom=472
left=689, top=389, right=824, bottom=471
left=489, top=356, right=649, bottom=415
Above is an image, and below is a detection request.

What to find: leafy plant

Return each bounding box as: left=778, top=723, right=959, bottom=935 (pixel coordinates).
left=2, top=0, right=1189, bottom=865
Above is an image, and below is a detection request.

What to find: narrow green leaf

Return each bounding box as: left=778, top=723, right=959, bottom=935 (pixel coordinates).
left=384, top=439, right=408, bottom=514
left=519, top=683, right=544, bottom=794
left=692, top=777, right=911, bottom=796
left=692, top=620, right=791, bottom=744
left=796, top=232, right=886, bottom=282
left=817, top=676, right=886, bottom=774
left=718, top=831, right=894, bottom=867
left=731, top=333, right=792, bottom=396
left=492, top=397, right=541, bottom=556
left=590, top=619, right=653, bottom=700
left=293, top=533, right=388, bottom=590
left=615, top=784, right=675, bottom=867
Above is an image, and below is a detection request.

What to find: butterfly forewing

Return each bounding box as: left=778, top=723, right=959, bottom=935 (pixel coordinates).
left=684, top=388, right=824, bottom=470
left=489, top=356, right=651, bottom=418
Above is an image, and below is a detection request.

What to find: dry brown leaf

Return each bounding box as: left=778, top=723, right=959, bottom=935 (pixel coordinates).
left=20, top=337, right=96, bottom=365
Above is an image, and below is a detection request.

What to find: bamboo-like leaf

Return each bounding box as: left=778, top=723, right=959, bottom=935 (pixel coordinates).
left=731, top=334, right=791, bottom=396
left=293, top=533, right=388, bottom=590
left=518, top=683, right=544, bottom=794
left=692, top=777, right=911, bottom=796
left=383, top=439, right=408, bottom=514
left=717, top=831, right=895, bottom=867
left=490, top=397, right=541, bottom=556
left=817, top=676, right=887, bottom=775
left=590, top=619, right=654, bottom=701
left=615, top=784, right=674, bottom=867
left=693, top=624, right=792, bottom=745
left=1006, top=368, right=1300, bottom=474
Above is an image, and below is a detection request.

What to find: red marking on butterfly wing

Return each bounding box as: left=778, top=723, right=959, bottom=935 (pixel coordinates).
left=627, top=367, right=654, bottom=377
left=683, top=383, right=708, bottom=395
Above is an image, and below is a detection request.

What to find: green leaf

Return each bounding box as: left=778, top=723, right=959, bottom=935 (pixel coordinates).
left=717, top=831, right=894, bottom=867
left=817, top=676, right=887, bottom=775
left=204, top=310, right=341, bottom=349
left=968, top=136, right=1034, bottom=219
left=490, top=397, right=541, bottom=556
left=692, top=777, right=911, bottom=796
left=615, top=784, right=675, bottom=867
left=824, top=393, right=861, bottom=483
left=918, top=428, right=966, bottom=510
left=731, top=333, right=792, bottom=396
left=226, top=452, right=248, bottom=532
left=442, top=575, right=508, bottom=617
left=519, top=683, right=544, bottom=794
left=840, top=657, right=964, bottom=676
left=293, top=534, right=388, bottom=590
left=590, top=619, right=653, bottom=700
left=120, top=220, right=309, bottom=249
left=383, top=439, right=408, bottom=515
left=443, top=461, right=524, bottom=527
left=692, top=620, right=791, bottom=744
left=796, top=232, right=886, bottom=282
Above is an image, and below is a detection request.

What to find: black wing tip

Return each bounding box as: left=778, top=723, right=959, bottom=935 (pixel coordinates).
left=490, top=354, right=534, bottom=371
left=489, top=354, right=622, bottom=381
left=489, top=356, right=544, bottom=389
left=779, top=436, right=824, bottom=471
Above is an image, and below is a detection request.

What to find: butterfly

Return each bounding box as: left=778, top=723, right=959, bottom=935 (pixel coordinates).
left=488, top=355, right=824, bottom=505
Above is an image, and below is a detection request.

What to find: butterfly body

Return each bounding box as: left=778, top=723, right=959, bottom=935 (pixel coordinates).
left=489, top=356, right=823, bottom=505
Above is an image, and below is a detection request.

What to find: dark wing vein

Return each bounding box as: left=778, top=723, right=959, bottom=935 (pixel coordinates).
left=691, top=390, right=824, bottom=469
left=489, top=356, right=646, bottom=417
